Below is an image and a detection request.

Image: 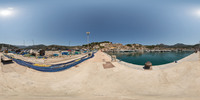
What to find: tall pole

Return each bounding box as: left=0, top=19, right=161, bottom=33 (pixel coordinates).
left=32, top=40, right=35, bottom=46
left=23, top=40, right=25, bottom=46
left=86, top=32, right=90, bottom=52
left=68, top=41, right=71, bottom=50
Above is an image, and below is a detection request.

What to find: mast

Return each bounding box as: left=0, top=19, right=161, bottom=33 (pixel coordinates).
left=86, top=32, right=90, bottom=52
left=32, top=40, right=35, bottom=46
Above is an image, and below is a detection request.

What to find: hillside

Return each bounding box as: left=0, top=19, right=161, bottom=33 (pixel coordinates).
left=1, top=42, right=199, bottom=51
left=0, top=44, right=18, bottom=49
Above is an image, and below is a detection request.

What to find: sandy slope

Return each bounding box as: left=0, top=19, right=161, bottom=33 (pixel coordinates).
left=0, top=51, right=200, bottom=100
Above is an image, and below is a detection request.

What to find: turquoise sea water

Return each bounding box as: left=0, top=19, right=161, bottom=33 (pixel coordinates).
left=106, top=51, right=194, bottom=65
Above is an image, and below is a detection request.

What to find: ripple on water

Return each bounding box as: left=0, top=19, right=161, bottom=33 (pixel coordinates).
left=106, top=51, right=194, bottom=66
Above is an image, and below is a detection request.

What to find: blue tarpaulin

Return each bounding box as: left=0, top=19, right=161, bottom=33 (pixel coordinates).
left=62, top=52, right=69, bottom=55
left=53, top=54, right=59, bottom=56
left=5, top=52, right=95, bottom=72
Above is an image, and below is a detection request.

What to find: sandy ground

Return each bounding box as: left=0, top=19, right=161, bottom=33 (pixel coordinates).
left=0, top=51, right=200, bottom=100
left=6, top=52, right=87, bottom=64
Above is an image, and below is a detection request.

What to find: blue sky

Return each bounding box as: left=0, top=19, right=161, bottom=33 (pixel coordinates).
left=0, top=0, right=200, bottom=46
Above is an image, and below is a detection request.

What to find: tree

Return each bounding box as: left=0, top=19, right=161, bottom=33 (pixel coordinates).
left=126, top=44, right=132, bottom=47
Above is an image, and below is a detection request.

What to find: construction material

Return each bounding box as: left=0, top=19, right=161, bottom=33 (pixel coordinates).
left=1, top=55, right=12, bottom=62
left=39, top=49, right=45, bottom=56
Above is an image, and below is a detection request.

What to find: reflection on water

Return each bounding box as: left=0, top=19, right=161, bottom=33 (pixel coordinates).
left=105, top=51, right=194, bottom=65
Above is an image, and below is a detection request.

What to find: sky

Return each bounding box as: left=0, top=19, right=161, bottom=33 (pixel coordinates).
left=0, top=0, right=200, bottom=46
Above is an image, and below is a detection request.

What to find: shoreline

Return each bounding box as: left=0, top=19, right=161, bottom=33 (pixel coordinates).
left=103, top=51, right=199, bottom=70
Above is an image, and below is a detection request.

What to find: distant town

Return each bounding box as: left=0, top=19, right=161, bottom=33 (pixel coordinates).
left=1, top=41, right=199, bottom=52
